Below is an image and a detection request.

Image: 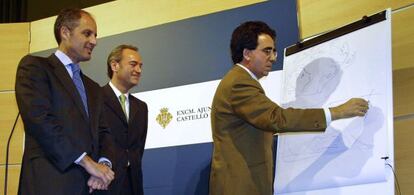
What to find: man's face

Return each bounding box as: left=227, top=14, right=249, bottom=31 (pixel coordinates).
left=112, top=49, right=143, bottom=90
left=245, top=34, right=277, bottom=79
left=61, top=13, right=97, bottom=64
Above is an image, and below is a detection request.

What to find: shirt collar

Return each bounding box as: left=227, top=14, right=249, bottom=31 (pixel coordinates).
left=109, top=81, right=130, bottom=101
left=55, top=50, right=74, bottom=66
left=236, top=63, right=258, bottom=81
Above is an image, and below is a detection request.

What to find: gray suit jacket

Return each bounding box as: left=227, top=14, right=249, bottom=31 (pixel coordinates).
left=209, top=65, right=327, bottom=195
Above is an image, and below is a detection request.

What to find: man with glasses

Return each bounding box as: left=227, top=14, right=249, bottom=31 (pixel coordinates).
left=209, top=21, right=369, bottom=195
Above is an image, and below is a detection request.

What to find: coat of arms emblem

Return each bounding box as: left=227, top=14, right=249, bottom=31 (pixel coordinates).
left=156, top=107, right=173, bottom=129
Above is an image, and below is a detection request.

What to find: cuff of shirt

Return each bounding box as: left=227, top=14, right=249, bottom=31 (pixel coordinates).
left=323, top=108, right=332, bottom=125
left=74, top=152, right=87, bottom=164
left=98, top=157, right=112, bottom=169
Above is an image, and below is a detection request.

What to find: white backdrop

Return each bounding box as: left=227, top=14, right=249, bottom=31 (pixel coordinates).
left=274, top=10, right=394, bottom=195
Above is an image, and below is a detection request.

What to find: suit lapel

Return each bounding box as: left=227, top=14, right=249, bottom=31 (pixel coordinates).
left=103, top=84, right=128, bottom=124
left=128, top=95, right=143, bottom=146
left=48, top=54, right=89, bottom=121
left=128, top=94, right=139, bottom=124
left=83, top=76, right=96, bottom=123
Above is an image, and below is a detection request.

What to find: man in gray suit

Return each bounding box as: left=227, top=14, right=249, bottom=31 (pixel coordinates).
left=209, top=21, right=369, bottom=195
left=15, top=8, right=114, bottom=195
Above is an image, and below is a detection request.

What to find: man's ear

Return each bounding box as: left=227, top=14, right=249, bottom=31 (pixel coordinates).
left=60, top=26, right=71, bottom=41
left=110, top=60, right=119, bottom=73
left=243, top=48, right=251, bottom=61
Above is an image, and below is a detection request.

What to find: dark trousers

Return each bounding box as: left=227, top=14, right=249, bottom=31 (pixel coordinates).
left=120, top=166, right=134, bottom=195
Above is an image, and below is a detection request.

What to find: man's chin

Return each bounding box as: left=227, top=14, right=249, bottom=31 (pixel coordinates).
left=81, top=55, right=92, bottom=62
left=128, top=78, right=139, bottom=85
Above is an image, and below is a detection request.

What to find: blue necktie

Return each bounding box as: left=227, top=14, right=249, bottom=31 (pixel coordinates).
left=70, top=63, right=88, bottom=116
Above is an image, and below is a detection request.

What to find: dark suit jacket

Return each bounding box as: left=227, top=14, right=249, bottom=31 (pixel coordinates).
left=15, top=54, right=114, bottom=195
left=101, top=84, right=148, bottom=195
left=209, top=65, right=327, bottom=195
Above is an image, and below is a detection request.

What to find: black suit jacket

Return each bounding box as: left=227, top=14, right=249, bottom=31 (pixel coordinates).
left=15, top=54, right=114, bottom=195
left=102, top=84, right=148, bottom=195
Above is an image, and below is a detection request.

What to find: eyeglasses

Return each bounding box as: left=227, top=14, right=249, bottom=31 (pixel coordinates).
left=261, top=47, right=277, bottom=57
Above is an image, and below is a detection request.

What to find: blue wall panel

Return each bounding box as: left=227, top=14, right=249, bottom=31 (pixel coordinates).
left=143, top=143, right=212, bottom=195
left=33, top=1, right=298, bottom=194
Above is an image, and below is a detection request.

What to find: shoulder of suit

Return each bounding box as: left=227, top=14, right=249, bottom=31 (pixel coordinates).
left=24, top=54, right=47, bottom=60
left=129, top=94, right=143, bottom=103
left=82, top=74, right=99, bottom=86
left=19, top=54, right=48, bottom=66
left=222, top=65, right=257, bottom=85
left=129, top=95, right=148, bottom=106
left=101, top=84, right=115, bottom=98
left=17, top=55, right=55, bottom=74
left=227, top=65, right=251, bottom=78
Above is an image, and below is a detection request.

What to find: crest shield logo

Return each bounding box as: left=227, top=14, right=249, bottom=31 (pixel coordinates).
left=156, top=107, right=173, bottom=129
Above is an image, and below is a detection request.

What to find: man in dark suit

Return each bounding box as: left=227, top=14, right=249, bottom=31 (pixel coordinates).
left=209, top=21, right=370, bottom=195
left=15, top=8, right=115, bottom=195
left=102, top=44, right=148, bottom=195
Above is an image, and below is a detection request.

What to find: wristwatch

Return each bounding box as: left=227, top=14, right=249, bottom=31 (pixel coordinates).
left=100, top=161, right=112, bottom=169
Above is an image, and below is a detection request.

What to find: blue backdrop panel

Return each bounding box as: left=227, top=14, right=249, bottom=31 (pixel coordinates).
left=143, top=143, right=212, bottom=195
left=33, top=0, right=298, bottom=92
left=142, top=140, right=278, bottom=195
left=32, top=1, right=298, bottom=194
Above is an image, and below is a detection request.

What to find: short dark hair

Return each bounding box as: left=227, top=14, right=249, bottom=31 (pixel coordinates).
left=230, top=21, right=276, bottom=64
left=54, top=8, right=92, bottom=44
left=107, top=44, right=139, bottom=78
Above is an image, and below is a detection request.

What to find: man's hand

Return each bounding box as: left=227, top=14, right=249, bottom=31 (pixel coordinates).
left=87, top=176, right=109, bottom=193
left=330, top=98, right=369, bottom=120
left=79, top=155, right=115, bottom=187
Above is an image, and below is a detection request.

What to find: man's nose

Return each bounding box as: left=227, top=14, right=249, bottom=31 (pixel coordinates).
left=269, top=52, right=277, bottom=63
left=90, top=36, right=97, bottom=45
left=135, top=65, right=142, bottom=73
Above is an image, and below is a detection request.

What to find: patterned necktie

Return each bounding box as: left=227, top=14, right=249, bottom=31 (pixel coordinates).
left=119, top=94, right=127, bottom=117
left=70, top=63, right=88, bottom=116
